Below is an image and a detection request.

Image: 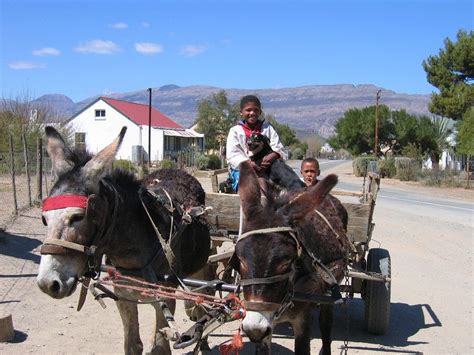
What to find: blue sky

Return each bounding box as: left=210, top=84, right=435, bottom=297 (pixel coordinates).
left=1, top=0, right=472, bottom=102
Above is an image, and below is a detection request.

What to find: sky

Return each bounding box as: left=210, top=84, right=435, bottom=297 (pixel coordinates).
left=0, top=0, right=472, bottom=102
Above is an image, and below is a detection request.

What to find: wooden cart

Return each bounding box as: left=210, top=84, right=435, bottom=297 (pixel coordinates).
left=202, top=169, right=391, bottom=335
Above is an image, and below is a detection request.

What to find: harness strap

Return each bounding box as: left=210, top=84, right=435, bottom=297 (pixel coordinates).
left=313, top=208, right=357, bottom=255
left=238, top=226, right=302, bottom=257
left=42, top=237, right=90, bottom=254
left=139, top=190, right=180, bottom=274
left=239, top=271, right=292, bottom=287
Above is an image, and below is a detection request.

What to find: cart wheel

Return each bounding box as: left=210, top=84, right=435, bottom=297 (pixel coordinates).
left=364, top=248, right=391, bottom=335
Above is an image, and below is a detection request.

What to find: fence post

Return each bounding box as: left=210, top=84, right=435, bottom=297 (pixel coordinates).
left=9, top=134, right=18, bottom=215
left=36, top=137, right=43, bottom=202
left=22, top=134, right=32, bottom=206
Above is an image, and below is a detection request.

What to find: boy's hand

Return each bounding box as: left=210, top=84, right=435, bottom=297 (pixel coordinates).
left=249, top=160, right=263, bottom=174
left=261, top=152, right=280, bottom=169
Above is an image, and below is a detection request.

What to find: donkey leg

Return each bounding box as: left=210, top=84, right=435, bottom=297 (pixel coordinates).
left=291, top=305, right=313, bottom=355
left=116, top=300, right=143, bottom=355
left=148, top=299, right=175, bottom=355
left=319, top=304, right=333, bottom=355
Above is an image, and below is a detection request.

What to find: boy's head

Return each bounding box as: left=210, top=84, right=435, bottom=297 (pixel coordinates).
left=240, top=95, right=262, bottom=126
left=300, top=158, right=320, bottom=186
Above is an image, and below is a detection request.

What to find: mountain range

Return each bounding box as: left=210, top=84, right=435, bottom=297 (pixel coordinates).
left=29, top=84, right=432, bottom=138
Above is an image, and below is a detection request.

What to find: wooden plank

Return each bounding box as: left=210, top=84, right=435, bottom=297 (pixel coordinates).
left=342, top=203, right=371, bottom=218
left=332, top=189, right=364, bottom=198
left=205, top=192, right=241, bottom=231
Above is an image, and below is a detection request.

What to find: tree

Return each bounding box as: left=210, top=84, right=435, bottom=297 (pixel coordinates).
left=328, top=105, right=392, bottom=156
left=425, top=116, right=452, bottom=170
left=422, top=30, right=474, bottom=120
left=193, top=90, right=238, bottom=150
left=265, top=114, right=300, bottom=147
left=456, top=108, right=474, bottom=183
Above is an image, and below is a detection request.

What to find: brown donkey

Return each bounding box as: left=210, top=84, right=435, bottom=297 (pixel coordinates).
left=37, top=127, right=210, bottom=354
left=234, top=161, right=349, bottom=355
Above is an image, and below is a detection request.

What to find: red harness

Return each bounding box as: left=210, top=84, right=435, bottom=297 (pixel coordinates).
left=42, top=195, right=88, bottom=211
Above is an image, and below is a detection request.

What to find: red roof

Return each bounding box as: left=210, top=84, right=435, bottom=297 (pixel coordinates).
left=102, top=97, right=183, bottom=129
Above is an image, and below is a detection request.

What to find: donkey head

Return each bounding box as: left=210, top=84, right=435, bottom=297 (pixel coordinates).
left=37, top=126, right=126, bottom=299
left=236, top=161, right=338, bottom=344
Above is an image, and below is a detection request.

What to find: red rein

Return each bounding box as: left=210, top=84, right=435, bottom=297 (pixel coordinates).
left=42, top=195, right=88, bottom=211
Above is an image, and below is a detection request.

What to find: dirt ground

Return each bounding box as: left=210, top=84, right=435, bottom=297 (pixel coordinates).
left=0, top=161, right=472, bottom=354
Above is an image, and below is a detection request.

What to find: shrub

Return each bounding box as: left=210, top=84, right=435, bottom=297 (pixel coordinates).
left=377, top=158, right=396, bottom=178
left=352, top=156, right=377, bottom=177
left=420, top=169, right=464, bottom=188
left=207, top=154, right=222, bottom=170
left=159, top=159, right=177, bottom=169
left=195, top=154, right=209, bottom=170
left=395, top=157, right=420, bottom=181
left=113, top=159, right=136, bottom=173
left=291, top=147, right=304, bottom=160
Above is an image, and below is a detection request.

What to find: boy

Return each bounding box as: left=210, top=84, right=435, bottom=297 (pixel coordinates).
left=300, top=157, right=320, bottom=186
left=226, top=95, right=287, bottom=191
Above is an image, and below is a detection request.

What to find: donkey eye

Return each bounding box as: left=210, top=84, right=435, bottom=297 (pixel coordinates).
left=69, top=214, right=84, bottom=225
left=41, top=216, right=48, bottom=226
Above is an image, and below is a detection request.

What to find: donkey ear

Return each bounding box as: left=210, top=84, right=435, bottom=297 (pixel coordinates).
left=82, top=127, right=127, bottom=183
left=238, top=161, right=263, bottom=220
left=45, top=126, right=75, bottom=175
left=283, top=174, right=338, bottom=223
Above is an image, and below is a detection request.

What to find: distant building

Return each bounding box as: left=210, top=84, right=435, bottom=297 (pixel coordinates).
left=320, top=143, right=335, bottom=153
left=68, top=97, right=204, bottom=162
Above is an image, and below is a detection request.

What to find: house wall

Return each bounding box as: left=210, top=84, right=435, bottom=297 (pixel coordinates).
left=68, top=99, right=167, bottom=161
left=139, top=127, right=164, bottom=161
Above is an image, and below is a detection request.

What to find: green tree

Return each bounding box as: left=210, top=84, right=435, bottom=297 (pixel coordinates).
left=328, top=105, right=392, bottom=156
left=456, top=107, right=474, bottom=170
left=425, top=116, right=452, bottom=170
left=265, top=114, right=300, bottom=147
left=193, top=90, right=238, bottom=150
left=422, top=30, right=474, bottom=120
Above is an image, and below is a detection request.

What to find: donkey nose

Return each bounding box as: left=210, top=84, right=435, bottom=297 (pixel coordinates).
left=241, top=311, right=273, bottom=343
left=49, top=280, right=61, bottom=296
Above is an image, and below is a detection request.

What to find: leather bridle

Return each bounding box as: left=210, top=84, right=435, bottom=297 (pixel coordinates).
left=40, top=180, right=120, bottom=279
left=236, top=226, right=300, bottom=319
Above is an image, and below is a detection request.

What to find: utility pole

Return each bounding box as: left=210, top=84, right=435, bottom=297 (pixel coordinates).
left=147, top=88, right=152, bottom=167
left=374, top=89, right=382, bottom=157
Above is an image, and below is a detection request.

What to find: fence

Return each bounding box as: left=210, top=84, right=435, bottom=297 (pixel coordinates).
left=0, top=135, right=53, bottom=229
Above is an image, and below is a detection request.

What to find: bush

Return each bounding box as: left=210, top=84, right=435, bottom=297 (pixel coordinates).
left=420, top=169, right=464, bottom=188
left=159, top=159, right=177, bottom=169
left=113, top=159, right=136, bottom=173
left=196, top=154, right=209, bottom=170
left=352, top=156, right=377, bottom=177
left=207, top=154, right=222, bottom=170
left=377, top=158, right=396, bottom=178
left=395, top=157, right=420, bottom=181
left=291, top=147, right=304, bottom=160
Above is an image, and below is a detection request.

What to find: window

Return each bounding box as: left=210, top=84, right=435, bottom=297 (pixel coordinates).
left=95, top=109, right=106, bottom=119
left=75, top=132, right=86, bottom=151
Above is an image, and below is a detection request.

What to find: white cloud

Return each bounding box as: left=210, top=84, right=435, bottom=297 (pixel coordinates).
left=9, top=61, right=46, bottom=70
left=110, top=22, right=128, bottom=29
left=32, top=47, right=61, bottom=56
left=75, top=40, right=120, bottom=54
left=135, top=42, right=163, bottom=55
left=179, top=45, right=206, bottom=58
left=141, top=21, right=150, bottom=28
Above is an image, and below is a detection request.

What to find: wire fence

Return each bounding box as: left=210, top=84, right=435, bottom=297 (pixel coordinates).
left=0, top=135, right=53, bottom=229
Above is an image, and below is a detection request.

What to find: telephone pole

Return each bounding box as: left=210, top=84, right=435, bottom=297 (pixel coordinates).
left=147, top=88, right=152, bottom=167
left=374, top=89, right=382, bottom=157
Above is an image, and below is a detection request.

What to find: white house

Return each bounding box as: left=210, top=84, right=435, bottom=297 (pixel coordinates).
left=68, top=97, right=204, bottom=162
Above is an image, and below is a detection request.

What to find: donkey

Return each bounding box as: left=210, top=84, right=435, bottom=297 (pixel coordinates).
left=234, top=161, right=349, bottom=355
left=36, top=126, right=210, bottom=354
